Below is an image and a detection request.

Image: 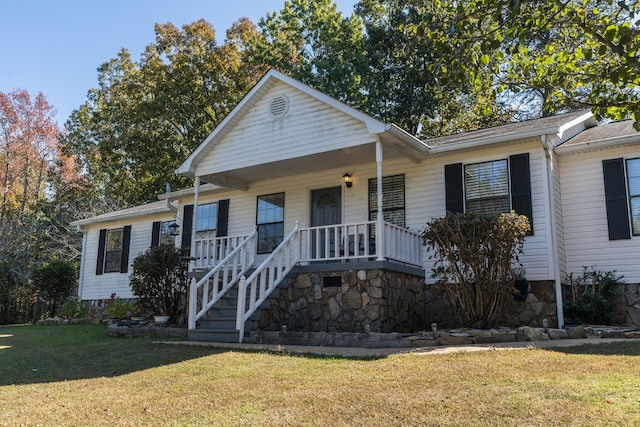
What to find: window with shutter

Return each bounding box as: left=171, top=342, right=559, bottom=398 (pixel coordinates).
left=627, top=158, right=640, bottom=235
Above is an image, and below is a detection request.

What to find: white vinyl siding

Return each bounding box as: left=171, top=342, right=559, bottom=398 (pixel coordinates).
left=195, top=81, right=377, bottom=177
left=79, top=213, right=175, bottom=301
left=559, top=146, right=640, bottom=283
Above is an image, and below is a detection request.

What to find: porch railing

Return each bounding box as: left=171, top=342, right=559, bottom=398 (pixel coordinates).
left=382, top=222, right=422, bottom=266
left=298, top=221, right=377, bottom=263
left=188, top=229, right=257, bottom=330
left=236, top=222, right=300, bottom=342
left=193, top=233, right=252, bottom=269
left=297, top=221, right=422, bottom=266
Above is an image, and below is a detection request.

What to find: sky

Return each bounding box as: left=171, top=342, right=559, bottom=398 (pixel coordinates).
left=0, top=0, right=359, bottom=126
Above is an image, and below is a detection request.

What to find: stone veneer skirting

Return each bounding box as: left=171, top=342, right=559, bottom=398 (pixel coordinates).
left=248, top=265, right=560, bottom=334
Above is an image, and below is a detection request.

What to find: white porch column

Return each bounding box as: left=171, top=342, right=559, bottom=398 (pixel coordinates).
left=190, top=176, right=200, bottom=261
left=376, top=139, right=385, bottom=261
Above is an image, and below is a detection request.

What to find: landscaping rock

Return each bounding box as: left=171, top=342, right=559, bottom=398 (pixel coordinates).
left=548, top=328, right=568, bottom=340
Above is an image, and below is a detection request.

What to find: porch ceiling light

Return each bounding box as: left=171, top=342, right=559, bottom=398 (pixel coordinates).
left=343, top=173, right=353, bottom=188
left=168, top=222, right=180, bottom=237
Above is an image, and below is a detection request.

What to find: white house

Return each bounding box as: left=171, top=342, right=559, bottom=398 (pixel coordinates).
left=71, top=69, right=640, bottom=341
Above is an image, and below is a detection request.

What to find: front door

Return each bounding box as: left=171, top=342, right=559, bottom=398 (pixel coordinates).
left=311, top=187, right=341, bottom=259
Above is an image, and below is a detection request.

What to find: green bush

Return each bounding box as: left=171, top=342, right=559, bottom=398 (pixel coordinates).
left=421, top=211, right=530, bottom=328
left=31, top=259, right=77, bottom=318
left=59, top=298, right=89, bottom=319
left=129, top=246, right=189, bottom=324
left=564, top=267, right=623, bottom=325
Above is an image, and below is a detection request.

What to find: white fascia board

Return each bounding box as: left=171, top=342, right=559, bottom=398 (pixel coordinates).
left=555, top=133, right=640, bottom=155
left=429, top=125, right=560, bottom=154
left=157, top=183, right=225, bottom=200
left=70, top=205, right=172, bottom=228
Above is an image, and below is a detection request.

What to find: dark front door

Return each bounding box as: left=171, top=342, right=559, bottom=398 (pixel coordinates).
left=311, top=187, right=341, bottom=259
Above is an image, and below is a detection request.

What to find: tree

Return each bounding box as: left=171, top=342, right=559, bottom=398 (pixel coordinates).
left=256, top=0, right=368, bottom=108
left=414, top=0, right=640, bottom=125
left=64, top=20, right=268, bottom=206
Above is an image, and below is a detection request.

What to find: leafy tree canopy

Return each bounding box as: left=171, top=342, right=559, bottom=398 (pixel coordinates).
left=64, top=20, right=268, bottom=206
left=413, top=0, right=640, bottom=125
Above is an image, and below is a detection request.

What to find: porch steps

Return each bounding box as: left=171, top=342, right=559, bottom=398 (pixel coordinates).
left=188, top=268, right=295, bottom=343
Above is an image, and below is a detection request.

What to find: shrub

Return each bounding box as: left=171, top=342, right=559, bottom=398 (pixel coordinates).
left=421, top=211, right=530, bottom=328
left=31, top=259, right=77, bottom=318
left=59, top=298, right=89, bottom=319
left=564, top=267, right=623, bottom=325
left=105, top=293, right=133, bottom=319
left=129, top=246, right=189, bottom=324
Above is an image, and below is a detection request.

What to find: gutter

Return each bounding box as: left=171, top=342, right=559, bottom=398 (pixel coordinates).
left=429, top=125, right=560, bottom=154
left=555, top=133, right=640, bottom=155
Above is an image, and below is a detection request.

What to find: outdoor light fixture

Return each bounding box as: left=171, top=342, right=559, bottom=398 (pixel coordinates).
left=168, top=222, right=180, bottom=237
left=343, top=173, right=352, bottom=188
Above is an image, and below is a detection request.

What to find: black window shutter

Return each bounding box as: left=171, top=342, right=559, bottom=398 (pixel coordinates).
left=602, top=158, right=631, bottom=240
left=96, top=229, right=107, bottom=276
left=120, top=225, right=132, bottom=273
left=151, top=221, right=161, bottom=247
left=509, top=153, right=534, bottom=234
left=217, top=199, right=230, bottom=237
left=181, top=204, right=194, bottom=253
left=444, top=163, right=464, bottom=213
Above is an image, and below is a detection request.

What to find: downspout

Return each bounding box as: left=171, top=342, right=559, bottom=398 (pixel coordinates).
left=376, top=139, right=385, bottom=261
left=541, top=134, right=565, bottom=328
left=76, top=225, right=87, bottom=301
left=165, top=199, right=177, bottom=213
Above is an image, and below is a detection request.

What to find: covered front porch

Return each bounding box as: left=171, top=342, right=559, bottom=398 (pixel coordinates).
left=186, top=219, right=424, bottom=342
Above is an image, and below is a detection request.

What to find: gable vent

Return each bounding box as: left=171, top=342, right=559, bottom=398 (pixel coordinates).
left=269, top=95, right=289, bottom=120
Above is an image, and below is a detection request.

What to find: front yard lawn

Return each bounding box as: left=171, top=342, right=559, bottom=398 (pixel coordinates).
left=1, top=323, right=639, bottom=426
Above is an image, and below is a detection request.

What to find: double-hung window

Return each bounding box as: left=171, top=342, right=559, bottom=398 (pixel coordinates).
left=196, top=202, right=218, bottom=233
left=628, top=159, right=640, bottom=235
left=104, top=229, right=124, bottom=273
left=603, top=157, right=640, bottom=239
left=368, top=174, right=405, bottom=227
left=257, top=193, right=285, bottom=253
left=464, top=160, right=510, bottom=216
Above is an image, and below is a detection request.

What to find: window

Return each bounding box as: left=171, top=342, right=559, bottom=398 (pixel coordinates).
left=604, top=157, right=640, bottom=239
left=628, top=158, right=640, bottom=235
left=196, top=203, right=218, bottom=232
left=104, top=229, right=124, bottom=273
left=465, top=160, right=510, bottom=215
left=445, top=153, right=533, bottom=233
left=369, top=174, right=405, bottom=227
left=97, top=226, right=131, bottom=275
left=257, top=193, right=285, bottom=254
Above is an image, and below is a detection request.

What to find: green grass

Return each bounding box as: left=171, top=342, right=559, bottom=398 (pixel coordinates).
left=1, top=324, right=640, bottom=426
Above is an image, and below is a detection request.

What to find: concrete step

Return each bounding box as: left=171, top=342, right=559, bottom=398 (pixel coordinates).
left=188, top=328, right=240, bottom=343
left=199, top=317, right=237, bottom=330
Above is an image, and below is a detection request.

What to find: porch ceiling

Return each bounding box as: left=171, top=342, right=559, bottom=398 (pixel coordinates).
left=198, top=137, right=425, bottom=189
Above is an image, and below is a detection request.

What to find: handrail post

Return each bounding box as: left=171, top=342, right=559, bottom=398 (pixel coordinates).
left=188, top=277, right=197, bottom=330
left=237, top=275, right=247, bottom=342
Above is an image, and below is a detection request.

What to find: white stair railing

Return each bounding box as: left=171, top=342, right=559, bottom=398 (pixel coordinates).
left=236, top=221, right=300, bottom=342
left=188, top=229, right=257, bottom=330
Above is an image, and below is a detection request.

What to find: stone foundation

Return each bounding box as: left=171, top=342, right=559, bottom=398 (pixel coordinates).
left=248, top=269, right=561, bottom=334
